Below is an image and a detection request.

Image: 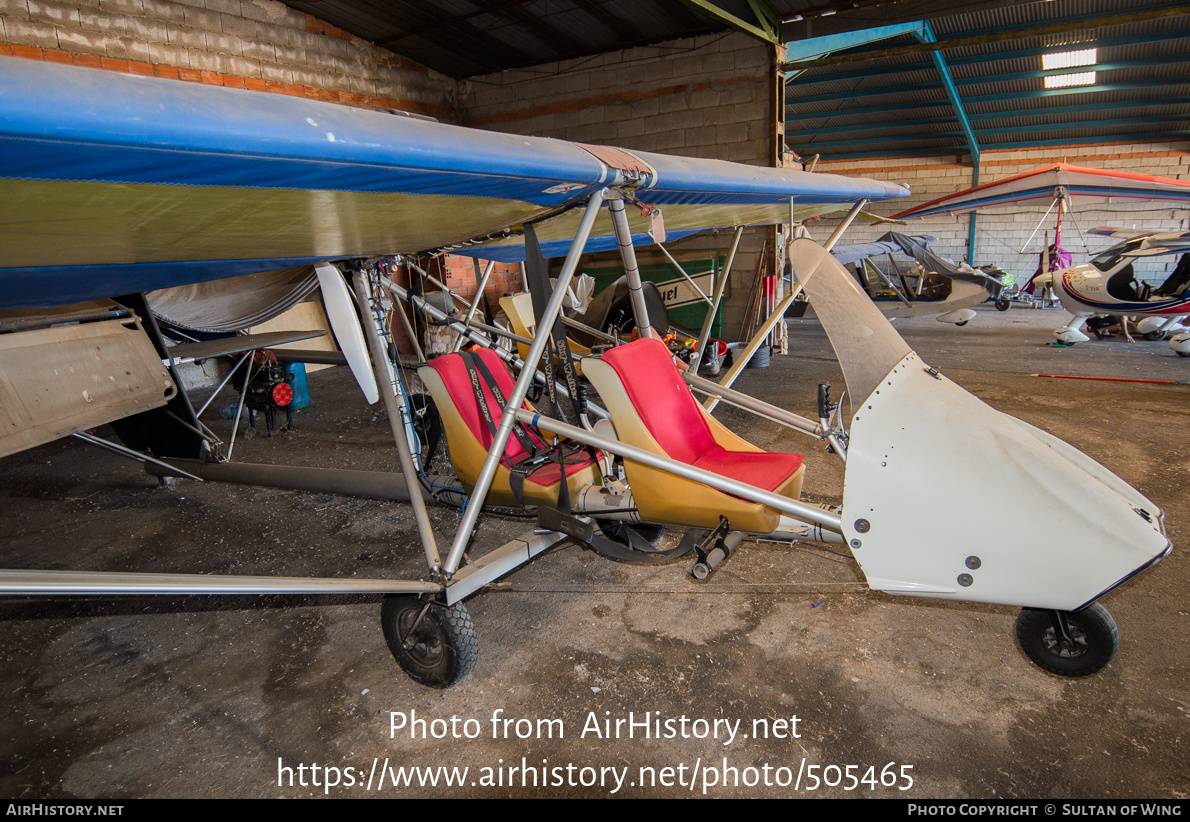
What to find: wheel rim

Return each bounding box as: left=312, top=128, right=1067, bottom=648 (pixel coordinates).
left=398, top=609, right=445, bottom=672
left=1040, top=621, right=1089, bottom=659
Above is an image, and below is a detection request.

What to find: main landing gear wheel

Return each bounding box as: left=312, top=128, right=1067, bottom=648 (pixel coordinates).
left=1015, top=603, right=1118, bottom=677
left=1143, top=330, right=1167, bottom=341
left=995, top=297, right=1011, bottom=311
left=590, top=520, right=689, bottom=563
left=381, top=596, right=477, bottom=688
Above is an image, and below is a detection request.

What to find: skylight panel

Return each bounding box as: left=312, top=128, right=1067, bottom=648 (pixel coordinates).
left=1044, top=72, right=1097, bottom=89
left=1042, top=49, right=1097, bottom=70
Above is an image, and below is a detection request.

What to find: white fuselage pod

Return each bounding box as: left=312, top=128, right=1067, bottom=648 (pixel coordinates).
left=841, top=351, right=1170, bottom=611
left=1056, top=261, right=1190, bottom=318
left=790, top=238, right=1170, bottom=613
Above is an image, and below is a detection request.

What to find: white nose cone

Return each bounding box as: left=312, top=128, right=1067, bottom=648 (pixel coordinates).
left=937, top=308, right=976, bottom=325
left=1170, top=332, right=1190, bottom=356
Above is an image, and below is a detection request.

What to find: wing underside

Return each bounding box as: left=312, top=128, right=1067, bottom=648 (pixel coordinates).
left=0, top=57, right=909, bottom=308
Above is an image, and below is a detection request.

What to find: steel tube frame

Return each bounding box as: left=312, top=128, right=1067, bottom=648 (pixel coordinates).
left=704, top=200, right=865, bottom=412
left=73, top=432, right=205, bottom=482
left=453, top=259, right=496, bottom=353
left=354, top=270, right=443, bottom=572
left=684, top=372, right=824, bottom=437
left=691, top=227, right=744, bottom=369
left=225, top=355, right=254, bottom=460
left=702, top=287, right=803, bottom=413
left=607, top=195, right=653, bottom=338
left=196, top=350, right=252, bottom=418
left=384, top=276, right=609, bottom=420
left=444, top=530, right=567, bottom=604
left=442, top=189, right=607, bottom=575
left=0, top=569, right=440, bottom=596
left=654, top=242, right=713, bottom=305
left=512, top=409, right=843, bottom=533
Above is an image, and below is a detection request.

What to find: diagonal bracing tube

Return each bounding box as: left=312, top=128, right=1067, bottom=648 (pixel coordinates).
left=442, top=189, right=607, bottom=576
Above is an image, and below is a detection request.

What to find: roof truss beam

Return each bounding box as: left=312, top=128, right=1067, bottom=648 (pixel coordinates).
left=678, top=0, right=781, bottom=44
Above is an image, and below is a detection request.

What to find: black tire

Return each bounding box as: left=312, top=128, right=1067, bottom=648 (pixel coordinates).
left=382, top=596, right=477, bottom=688
left=1143, top=330, right=1166, bottom=342
left=1177, top=350, right=1190, bottom=358
left=956, top=320, right=969, bottom=327
left=1015, top=603, right=1118, bottom=677
left=590, top=520, right=689, bottom=563
left=995, top=297, right=1011, bottom=311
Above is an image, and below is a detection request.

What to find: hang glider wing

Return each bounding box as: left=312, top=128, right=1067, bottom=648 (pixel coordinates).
left=890, top=163, right=1190, bottom=220
left=0, top=57, right=909, bottom=308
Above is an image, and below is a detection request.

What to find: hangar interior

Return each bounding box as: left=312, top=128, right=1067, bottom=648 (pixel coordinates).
left=0, top=0, right=1187, bottom=800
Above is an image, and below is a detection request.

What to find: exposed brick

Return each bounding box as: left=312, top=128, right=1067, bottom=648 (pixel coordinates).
left=71, top=51, right=101, bottom=67
left=244, top=75, right=265, bottom=91
left=9, top=42, right=43, bottom=57
left=177, top=66, right=202, bottom=81
left=221, top=72, right=244, bottom=87
left=152, top=62, right=179, bottom=77
left=42, top=47, right=72, bottom=62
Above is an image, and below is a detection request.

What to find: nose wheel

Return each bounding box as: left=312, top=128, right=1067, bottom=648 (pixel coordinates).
left=1015, top=603, right=1118, bottom=677
left=382, top=596, right=477, bottom=688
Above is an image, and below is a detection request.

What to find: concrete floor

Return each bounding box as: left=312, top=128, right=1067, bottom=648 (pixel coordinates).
left=1, top=304, right=1187, bottom=799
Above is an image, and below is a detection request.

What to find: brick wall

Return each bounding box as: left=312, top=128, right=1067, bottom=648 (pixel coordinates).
left=436, top=254, right=524, bottom=314
left=460, top=31, right=777, bottom=339
left=815, top=142, right=1190, bottom=286
left=0, top=0, right=456, bottom=118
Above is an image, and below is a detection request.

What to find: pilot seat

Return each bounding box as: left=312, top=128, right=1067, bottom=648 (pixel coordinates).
left=419, top=349, right=600, bottom=509
left=581, top=337, right=805, bottom=534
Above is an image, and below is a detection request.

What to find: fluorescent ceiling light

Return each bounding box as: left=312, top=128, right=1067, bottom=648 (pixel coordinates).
left=1042, top=48, right=1097, bottom=70
left=1044, top=71, right=1097, bottom=88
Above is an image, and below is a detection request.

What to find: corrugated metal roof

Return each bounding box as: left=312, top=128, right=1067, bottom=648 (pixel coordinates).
left=785, top=0, right=1190, bottom=159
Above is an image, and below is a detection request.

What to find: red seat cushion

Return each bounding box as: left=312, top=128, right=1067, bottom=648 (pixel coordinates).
left=428, top=350, right=592, bottom=486
left=599, top=338, right=803, bottom=489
